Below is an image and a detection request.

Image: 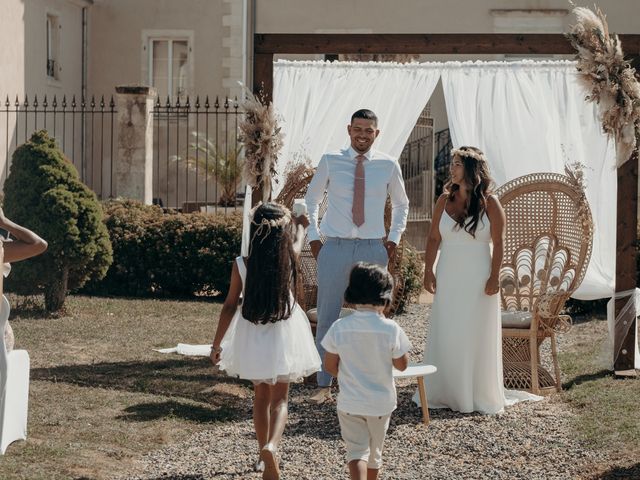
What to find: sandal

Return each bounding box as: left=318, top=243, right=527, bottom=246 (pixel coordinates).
left=260, top=443, right=280, bottom=480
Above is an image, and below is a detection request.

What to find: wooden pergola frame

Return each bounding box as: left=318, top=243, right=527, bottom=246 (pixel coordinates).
left=253, top=33, right=640, bottom=373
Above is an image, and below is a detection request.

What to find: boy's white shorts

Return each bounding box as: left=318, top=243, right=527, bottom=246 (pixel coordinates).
left=337, top=410, right=392, bottom=469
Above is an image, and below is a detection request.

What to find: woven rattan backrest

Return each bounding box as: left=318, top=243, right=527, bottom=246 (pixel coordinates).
left=495, top=172, right=594, bottom=313
left=275, top=167, right=404, bottom=316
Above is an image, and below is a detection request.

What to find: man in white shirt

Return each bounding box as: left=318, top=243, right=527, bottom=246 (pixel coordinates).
left=305, top=109, right=409, bottom=403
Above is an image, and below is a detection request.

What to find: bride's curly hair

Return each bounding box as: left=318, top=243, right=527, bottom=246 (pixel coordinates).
left=242, top=202, right=299, bottom=324
left=444, top=146, right=496, bottom=238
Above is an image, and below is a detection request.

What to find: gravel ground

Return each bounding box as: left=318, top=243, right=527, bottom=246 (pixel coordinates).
left=119, top=304, right=612, bottom=480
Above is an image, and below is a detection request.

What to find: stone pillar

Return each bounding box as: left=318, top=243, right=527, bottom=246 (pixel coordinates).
left=115, top=85, right=156, bottom=204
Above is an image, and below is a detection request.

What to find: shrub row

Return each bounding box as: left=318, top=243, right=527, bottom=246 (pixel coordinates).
left=83, top=200, right=242, bottom=297
left=85, top=200, right=425, bottom=314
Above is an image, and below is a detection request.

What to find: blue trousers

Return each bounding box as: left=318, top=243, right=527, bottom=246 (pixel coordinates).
left=315, top=237, right=388, bottom=387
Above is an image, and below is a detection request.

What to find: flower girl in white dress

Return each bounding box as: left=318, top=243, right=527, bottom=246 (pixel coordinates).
left=211, top=202, right=320, bottom=480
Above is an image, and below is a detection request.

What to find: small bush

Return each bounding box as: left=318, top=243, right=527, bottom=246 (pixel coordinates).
left=84, top=200, right=242, bottom=297
left=4, top=131, right=112, bottom=312
left=396, top=243, right=424, bottom=313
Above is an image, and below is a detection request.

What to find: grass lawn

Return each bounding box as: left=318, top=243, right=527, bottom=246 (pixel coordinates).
left=0, top=295, right=638, bottom=479
left=559, top=316, right=640, bottom=478
left=0, top=294, right=252, bottom=480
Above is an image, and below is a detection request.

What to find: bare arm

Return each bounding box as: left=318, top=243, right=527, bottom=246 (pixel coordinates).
left=210, top=261, right=243, bottom=364
left=423, top=194, right=446, bottom=294
left=324, top=352, right=340, bottom=378
left=0, top=208, right=48, bottom=263
left=485, top=195, right=505, bottom=296
left=392, top=353, right=409, bottom=371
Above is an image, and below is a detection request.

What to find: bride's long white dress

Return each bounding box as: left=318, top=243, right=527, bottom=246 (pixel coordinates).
left=413, top=209, right=540, bottom=414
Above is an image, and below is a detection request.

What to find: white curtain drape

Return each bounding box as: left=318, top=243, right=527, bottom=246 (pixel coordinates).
left=441, top=60, right=616, bottom=299
left=243, top=59, right=615, bottom=300
left=242, top=60, right=441, bottom=256
left=272, top=60, right=441, bottom=193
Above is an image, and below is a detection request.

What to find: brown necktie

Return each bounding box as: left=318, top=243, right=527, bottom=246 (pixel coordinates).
left=352, top=154, right=365, bottom=226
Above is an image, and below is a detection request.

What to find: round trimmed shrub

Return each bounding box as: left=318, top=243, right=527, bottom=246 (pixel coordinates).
left=3, top=130, right=113, bottom=312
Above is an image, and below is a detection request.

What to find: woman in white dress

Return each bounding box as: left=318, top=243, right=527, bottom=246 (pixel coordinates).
left=415, top=146, right=539, bottom=414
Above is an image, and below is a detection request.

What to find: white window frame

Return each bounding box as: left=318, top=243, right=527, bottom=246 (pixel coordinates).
left=46, top=12, right=61, bottom=83
left=141, top=30, right=194, bottom=101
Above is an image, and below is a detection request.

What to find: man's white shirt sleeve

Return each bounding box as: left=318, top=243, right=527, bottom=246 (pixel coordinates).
left=305, top=155, right=329, bottom=242
left=388, top=161, right=410, bottom=245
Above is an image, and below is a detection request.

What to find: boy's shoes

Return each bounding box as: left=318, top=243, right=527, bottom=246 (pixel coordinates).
left=260, top=443, right=280, bottom=480
left=308, top=387, right=332, bottom=404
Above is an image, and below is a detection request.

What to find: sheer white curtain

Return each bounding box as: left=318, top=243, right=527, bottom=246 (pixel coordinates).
left=244, top=59, right=615, bottom=299
left=441, top=60, right=616, bottom=299
left=272, top=60, right=441, bottom=193
left=242, top=60, right=441, bottom=255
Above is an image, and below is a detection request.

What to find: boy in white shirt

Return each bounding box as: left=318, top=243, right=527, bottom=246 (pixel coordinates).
left=321, top=263, right=411, bottom=480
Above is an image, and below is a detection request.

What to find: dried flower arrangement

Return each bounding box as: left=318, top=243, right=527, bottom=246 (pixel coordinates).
left=273, top=152, right=315, bottom=207
left=562, top=145, right=592, bottom=230
left=282, top=150, right=314, bottom=186
left=238, top=87, right=284, bottom=201
left=566, top=6, right=640, bottom=166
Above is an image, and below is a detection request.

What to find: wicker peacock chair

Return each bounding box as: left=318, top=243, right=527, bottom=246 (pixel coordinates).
left=275, top=166, right=405, bottom=318
left=496, top=170, right=594, bottom=395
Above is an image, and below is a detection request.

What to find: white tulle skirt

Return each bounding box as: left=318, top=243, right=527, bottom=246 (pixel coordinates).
left=218, top=303, right=321, bottom=384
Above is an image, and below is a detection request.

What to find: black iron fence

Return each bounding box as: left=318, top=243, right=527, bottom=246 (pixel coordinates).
left=2, top=92, right=439, bottom=220
left=0, top=93, right=246, bottom=210
left=399, top=112, right=434, bottom=221
left=152, top=96, right=245, bottom=212
left=434, top=128, right=452, bottom=197
left=1, top=94, right=117, bottom=199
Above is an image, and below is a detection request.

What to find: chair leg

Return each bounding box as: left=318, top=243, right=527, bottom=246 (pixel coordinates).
left=550, top=333, right=562, bottom=392
left=416, top=376, right=430, bottom=425
left=529, top=333, right=540, bottom=395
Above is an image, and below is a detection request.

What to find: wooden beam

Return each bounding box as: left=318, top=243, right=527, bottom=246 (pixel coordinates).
left=614, top=146, right=638, bottom=373
left=255, top=33, right=640, bottom=56
left=614, top=54, right=639, bottom=374
left=253, top=53, right=274, bottom=102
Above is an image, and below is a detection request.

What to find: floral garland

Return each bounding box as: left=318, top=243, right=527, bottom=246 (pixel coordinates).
left=566, top=6, right=640, bottom=166
left=239, top=86, right=284, bottom=201
left=451, top=147, right=486, bottom=163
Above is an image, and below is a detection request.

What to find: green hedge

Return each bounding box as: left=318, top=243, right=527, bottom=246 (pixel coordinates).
left=86, top=199, right=425, bottom=311
left=84, top=200, right=242, bottom=297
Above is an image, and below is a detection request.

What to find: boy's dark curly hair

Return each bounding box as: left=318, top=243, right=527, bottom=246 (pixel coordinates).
left=344, top=262, right=393, bottom=307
